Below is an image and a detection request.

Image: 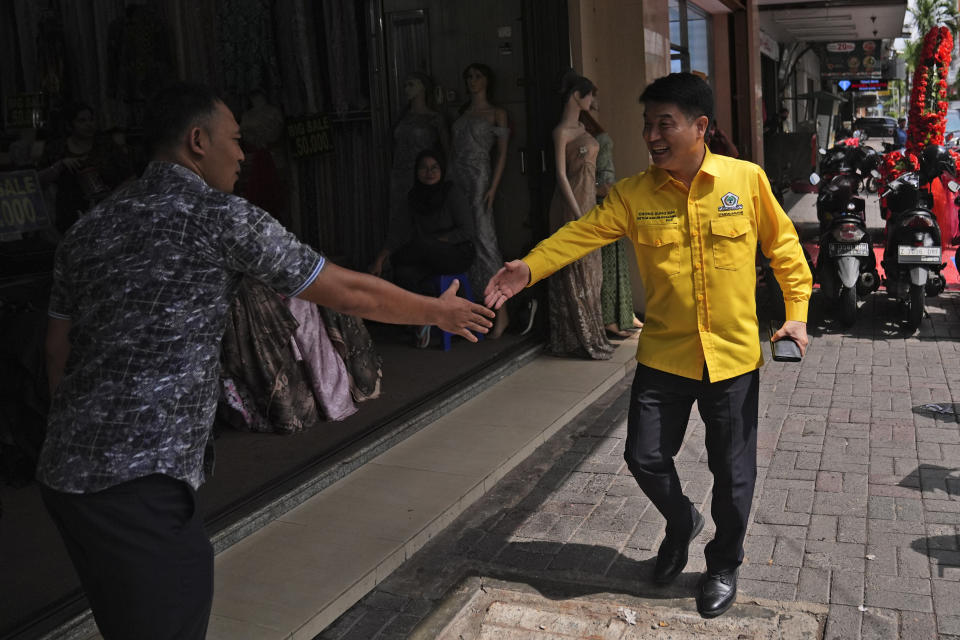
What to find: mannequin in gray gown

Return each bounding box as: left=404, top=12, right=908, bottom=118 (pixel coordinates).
left=448, top=62, right=510, bottom=338
left=389, top=72, right=448, bottom=232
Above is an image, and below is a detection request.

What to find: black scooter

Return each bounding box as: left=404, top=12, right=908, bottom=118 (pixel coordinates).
left=812, top=143, right=881, bottom=325
left=880, top=145, right=958, bottom=330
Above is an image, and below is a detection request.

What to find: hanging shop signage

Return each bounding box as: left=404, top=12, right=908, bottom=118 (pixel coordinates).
left=820, top=40, right=882, bottom=79
left=758, top=29, right=778, bottom=61
left=0, top=170, right=51, bottom=236
left=4, top=93, right=47, bottom=129
left=836, top=78, right=888, bottom=92
left=286, top=114, right=334, bottom=159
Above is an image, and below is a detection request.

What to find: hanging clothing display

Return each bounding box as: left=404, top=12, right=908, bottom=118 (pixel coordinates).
left=216, top=0, right=281, bottom=106
left=284, top=297, right=357, bottom=422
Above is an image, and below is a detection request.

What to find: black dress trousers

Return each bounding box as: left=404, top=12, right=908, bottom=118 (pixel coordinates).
left=41, top=474, right=214, bottom=640
left=624, top=363, right=759, bottom=572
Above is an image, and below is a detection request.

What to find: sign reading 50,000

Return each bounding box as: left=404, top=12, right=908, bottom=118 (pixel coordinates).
left=0, top=170, right=51, bottom=235
left=286, top=115, right=334, bottom=159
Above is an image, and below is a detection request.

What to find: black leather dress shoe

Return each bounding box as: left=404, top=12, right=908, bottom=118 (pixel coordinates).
left=696, top=568, right=738, bottom=618
left=653, top=510, right=704, bottom=584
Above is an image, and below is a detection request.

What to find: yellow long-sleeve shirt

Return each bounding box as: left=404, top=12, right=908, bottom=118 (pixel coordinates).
left=524, top=147, right=812, bottom=382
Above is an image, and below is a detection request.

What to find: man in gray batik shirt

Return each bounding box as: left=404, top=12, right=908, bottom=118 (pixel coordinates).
left=39, top=83, right=494, bottom=640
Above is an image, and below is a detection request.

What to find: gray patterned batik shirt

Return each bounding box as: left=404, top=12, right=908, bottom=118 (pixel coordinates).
left=38, top=161, right=324, bottom=493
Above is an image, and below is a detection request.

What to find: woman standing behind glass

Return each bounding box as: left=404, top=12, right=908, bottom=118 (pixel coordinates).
left=370, top=149, right=475, bottom=347
left=449, top=62, right=510, bottom=338
left=389, top=72, right=448, bottom=232
left=581, top=103, right=639, bottom=338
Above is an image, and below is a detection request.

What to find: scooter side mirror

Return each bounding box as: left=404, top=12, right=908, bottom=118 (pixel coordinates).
left=871, top=169, right=882, bottom=179
left=819, top=148, right=827, bottom=156
left=809, top=173, right=821, bottom=185
left=948, top=180, right=960, bottom=193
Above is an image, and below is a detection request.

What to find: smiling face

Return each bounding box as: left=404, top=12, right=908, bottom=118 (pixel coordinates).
left=196, top=101, right=245, bottom=193
left=642, top=101, right=708, bottom=178
left=416, top=155, right=443, bottom=185
left=464, top=67, right=488, bottom=96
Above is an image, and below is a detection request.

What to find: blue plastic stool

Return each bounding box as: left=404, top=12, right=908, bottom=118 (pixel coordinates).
left=433, top=273, right=483, bottom=351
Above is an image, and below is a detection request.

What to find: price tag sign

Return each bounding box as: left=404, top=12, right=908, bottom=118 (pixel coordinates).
left=286, top=114, right=334, bottom=159
left=0, top=170, right=52, bottom=235
left=5, top=93, right=47, bottom=129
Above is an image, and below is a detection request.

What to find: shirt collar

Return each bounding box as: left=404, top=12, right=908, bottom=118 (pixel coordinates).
left=144, top=161, right=209, bottom=189
left=649, top=143, right=716, bottom=191
left=699, top=145, right=722, bottom=178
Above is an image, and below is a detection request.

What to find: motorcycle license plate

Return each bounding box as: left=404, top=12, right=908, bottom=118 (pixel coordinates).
left=828, top=242, right=869, bottom=257
left=897, top=246, right=941, bottom=263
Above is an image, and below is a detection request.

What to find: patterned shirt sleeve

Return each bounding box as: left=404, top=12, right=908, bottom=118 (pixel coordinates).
left=219, top=197, right=325, bottom=296
left=48, top=241, right=74, bottom=320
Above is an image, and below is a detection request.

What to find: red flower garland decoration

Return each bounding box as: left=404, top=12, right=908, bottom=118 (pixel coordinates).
left=906, top=26, right=953, bottom=155
left=880, top=26, right=954, bottom=191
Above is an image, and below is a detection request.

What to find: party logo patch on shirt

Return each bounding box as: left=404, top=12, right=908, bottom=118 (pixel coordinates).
left=635, top=209, right=678, bottom=224
left=718, top=192, right=744, bottom=215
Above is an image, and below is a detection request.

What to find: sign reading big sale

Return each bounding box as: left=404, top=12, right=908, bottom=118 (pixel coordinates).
left=820, top=40, right=882, bottom=79
left=0, top=170, right=52, bottom=236
left=286, top=114, right=334, bottom=159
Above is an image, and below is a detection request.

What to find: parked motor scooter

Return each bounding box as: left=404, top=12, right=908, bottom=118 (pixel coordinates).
left=811, top=146, right=881, bottom=326
left=879, top=144, right=959, bottom=330
left=816, top=140, right=881, bottom=208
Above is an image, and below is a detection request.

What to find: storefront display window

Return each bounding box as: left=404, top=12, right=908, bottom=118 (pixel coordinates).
left=669, top=0, right=712, bottom=80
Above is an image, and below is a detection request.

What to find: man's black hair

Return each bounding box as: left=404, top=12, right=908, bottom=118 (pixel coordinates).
left=143, top=82, right=223, bottom=156
left=639, top=72, right=714, bottom=125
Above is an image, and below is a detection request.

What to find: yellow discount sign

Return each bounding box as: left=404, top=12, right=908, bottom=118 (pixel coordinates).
left=0, top=170, right=52, bottom=236
left=286, top=114, right=334, bottom=159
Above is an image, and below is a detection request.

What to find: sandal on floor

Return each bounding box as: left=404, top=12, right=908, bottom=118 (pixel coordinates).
left=605, top=324, right=632, bottom=339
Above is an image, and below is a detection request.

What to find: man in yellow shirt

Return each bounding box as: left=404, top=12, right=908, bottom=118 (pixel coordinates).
left=485, top=73, right=811, bottom=618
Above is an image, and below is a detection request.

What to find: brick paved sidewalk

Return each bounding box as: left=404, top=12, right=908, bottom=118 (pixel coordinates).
left=317, top=290, right=960, bottom=640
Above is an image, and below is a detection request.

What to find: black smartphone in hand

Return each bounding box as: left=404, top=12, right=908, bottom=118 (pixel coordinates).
left=771, top=337, right=802, bottom=362
left=769, top=320, right=802, bottom=362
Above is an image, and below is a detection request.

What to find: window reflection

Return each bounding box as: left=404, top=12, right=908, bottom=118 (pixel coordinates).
left=669, top=0, right=712, bottom=82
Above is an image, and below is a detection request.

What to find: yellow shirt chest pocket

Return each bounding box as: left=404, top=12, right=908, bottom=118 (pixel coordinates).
left=635, top=223, right=681, bottom=276
left=710, top=217, right=754, bottom=270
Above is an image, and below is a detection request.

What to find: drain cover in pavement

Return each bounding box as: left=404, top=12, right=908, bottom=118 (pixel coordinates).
left=412, top=576, right=825, bottom=640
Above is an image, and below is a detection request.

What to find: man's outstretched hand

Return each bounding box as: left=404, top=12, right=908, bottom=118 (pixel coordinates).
left=436, top=279, right=495, bottom=342
left=484, top=260, right=531, bottom=310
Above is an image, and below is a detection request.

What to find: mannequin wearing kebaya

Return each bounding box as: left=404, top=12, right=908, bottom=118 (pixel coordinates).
left=449, top=62, right=510, bottom=338
left=545, top=71, right=614, bottom=360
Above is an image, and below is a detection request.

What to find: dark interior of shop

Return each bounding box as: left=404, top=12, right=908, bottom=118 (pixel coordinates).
left=0, top=0, right=573, bottom=637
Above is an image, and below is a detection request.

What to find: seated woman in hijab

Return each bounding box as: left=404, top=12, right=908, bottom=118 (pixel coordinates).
left=370, top=149, right=476, bottom=347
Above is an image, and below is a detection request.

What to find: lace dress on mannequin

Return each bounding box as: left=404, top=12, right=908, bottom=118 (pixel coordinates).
left=448, top=114, right=509, bottom=296
left=546, top=130, right=614, bottom=359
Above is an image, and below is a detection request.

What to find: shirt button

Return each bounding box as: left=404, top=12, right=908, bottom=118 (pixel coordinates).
left=691, top=230, right=698, bottom=237
left=655, top=239, right=662, bottom=246
left=694, top=263, right=702, bottom=270
left=730, top=230, right=737, bottom=237
left=697, top=294, right=704, bottom=301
